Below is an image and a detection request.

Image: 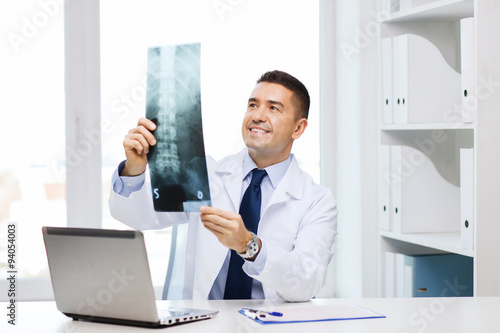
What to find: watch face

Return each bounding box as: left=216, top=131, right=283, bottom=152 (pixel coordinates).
left=248, top=240, right=259, bottom=254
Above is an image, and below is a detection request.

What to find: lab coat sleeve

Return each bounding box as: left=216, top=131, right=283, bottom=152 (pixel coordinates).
left=108, top=166, right=189, bottom=230
left=244, top=188, right=338, bottom=302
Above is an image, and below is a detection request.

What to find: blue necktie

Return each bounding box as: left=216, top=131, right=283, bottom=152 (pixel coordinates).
left=223, top=168, right=267, bottom=299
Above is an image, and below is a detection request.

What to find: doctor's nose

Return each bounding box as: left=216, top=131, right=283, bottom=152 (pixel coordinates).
left=251, top=107, right=267, bottom=123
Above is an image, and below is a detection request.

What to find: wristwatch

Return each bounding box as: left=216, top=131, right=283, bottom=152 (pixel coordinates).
left=238, top=232, right=261, bottom=260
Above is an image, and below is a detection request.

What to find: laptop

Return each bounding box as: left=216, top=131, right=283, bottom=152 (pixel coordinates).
left=42, top=226, right=218, bottom=328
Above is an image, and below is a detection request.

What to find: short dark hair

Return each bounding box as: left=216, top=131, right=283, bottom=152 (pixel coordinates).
left=256, top=70, right=310, bottom=120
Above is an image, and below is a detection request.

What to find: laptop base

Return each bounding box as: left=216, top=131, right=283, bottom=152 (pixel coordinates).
left=65, top=312, right=213, bottom=328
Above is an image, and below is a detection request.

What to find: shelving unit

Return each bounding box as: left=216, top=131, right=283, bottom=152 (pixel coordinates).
left=381, top=230, right=473, bottom=257
left=381, top=123, right=474, bottom=131
left=382, top=0, right=474, bottom=22
left=377, top=0, right=500, bottom=297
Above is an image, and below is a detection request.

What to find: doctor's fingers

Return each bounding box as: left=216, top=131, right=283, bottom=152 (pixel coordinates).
left=128, top=124, right=157, bottom=146
left=200, top=215, right=240, bottom=233
left=199, top=206, right=241, bottom=221
left=123, top=133, right=152, bottom=155
left=137, top=117, right=157, bottom=130
left=201, top=221, right=225, bottom=236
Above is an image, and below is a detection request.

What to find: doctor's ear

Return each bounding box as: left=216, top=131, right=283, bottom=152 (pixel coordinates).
left=292, top=118, right=308, bottom=140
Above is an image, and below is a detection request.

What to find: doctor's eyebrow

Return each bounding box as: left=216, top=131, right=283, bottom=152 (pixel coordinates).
left=248, top=97, right=285, bottom=108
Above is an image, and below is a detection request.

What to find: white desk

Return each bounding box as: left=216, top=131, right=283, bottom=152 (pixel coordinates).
left=1, top=297, right=498, bottom=333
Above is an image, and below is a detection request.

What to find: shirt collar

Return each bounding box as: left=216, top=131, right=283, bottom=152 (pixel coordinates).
left=242, top=151, right=292, bottom=189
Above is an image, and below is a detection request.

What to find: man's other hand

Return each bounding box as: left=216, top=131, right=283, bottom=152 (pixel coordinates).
left=200, top=206, right=252, bottom=254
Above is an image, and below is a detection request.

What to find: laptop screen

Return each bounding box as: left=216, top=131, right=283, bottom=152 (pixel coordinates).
left=42, top=227, right=160, bottom=323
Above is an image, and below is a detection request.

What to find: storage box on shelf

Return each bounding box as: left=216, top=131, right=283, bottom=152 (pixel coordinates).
left=384, top=252, right=473, bottom=298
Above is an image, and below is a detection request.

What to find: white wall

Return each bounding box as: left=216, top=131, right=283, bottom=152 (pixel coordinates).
left=318, top=0, right=337, bottom=297
left=331, top=0, right=379, bottom=298
left=358, top=0, right=380, bottom=297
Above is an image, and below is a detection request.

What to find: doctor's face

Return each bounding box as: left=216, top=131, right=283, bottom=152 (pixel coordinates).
left=242, top=82, right=307, bottom=164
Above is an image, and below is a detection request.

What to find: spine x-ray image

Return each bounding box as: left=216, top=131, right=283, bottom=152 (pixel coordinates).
left=146, top=43, right=211, bottom=212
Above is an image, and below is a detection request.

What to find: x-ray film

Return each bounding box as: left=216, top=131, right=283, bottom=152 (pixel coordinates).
left=145, top=43, right=211, bottom=212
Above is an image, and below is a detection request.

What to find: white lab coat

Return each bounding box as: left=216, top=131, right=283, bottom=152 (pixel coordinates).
left=109, top=149, right=337, bottom=302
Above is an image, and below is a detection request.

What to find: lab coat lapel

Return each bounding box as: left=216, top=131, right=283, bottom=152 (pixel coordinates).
left=263, top=156, right=304, bottom=211
left=214, top=149, right=246, bottom=212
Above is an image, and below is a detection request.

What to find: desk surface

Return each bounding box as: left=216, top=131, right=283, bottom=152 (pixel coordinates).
left=1, top=297, right=498, bottom=333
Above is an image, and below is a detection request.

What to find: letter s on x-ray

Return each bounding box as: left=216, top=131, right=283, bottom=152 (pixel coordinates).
left=154, top=188, right=160, bottom=199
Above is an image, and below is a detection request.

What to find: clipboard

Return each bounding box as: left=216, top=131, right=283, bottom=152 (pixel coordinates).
left=239, top=304, right=385, bottom=324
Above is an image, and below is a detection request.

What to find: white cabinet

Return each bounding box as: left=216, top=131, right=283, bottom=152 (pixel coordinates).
left=377, top=0, right=500, bottom=297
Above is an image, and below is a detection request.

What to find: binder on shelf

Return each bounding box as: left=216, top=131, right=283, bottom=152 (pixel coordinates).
left=392, top=253, right=414, bottom=297
left=379, top=145, right=392, bottom=231
left=395, top=253, right=406, bottom=297
left=460, top=148, right=474, bottom=250
left=384, top=252, right=395, bottom=297
left=390, top=145, right=460, bottom=233
left=403, top=257, right=413, bottom=297
left=392, top=35, right=408, bottom=124
left=381, top=37, right=393, bottom=124
left=390, top=146, right=402, bottom=233
left=403, top=254, right=473, bottom=297
left=461, top=17, right=475, bottom=123
left=391, top=34, right=461, bottom=124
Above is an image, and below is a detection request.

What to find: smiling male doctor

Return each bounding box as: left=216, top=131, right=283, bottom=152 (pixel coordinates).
left=109, top=70, right=337, bottom=302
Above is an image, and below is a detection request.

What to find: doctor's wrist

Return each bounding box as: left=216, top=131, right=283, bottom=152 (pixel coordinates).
left=236, top=231, right=253, bottom=254
left=245, top=237, right=262, bottom=262
left=237, top=232, right=261, bottom=262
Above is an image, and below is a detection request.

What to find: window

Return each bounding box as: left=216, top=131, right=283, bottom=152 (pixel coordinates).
left=0, top=1, right=65, bottom=300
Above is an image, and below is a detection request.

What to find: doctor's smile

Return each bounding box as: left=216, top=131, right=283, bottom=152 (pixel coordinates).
left=249, top=127, right=270, bottom=134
